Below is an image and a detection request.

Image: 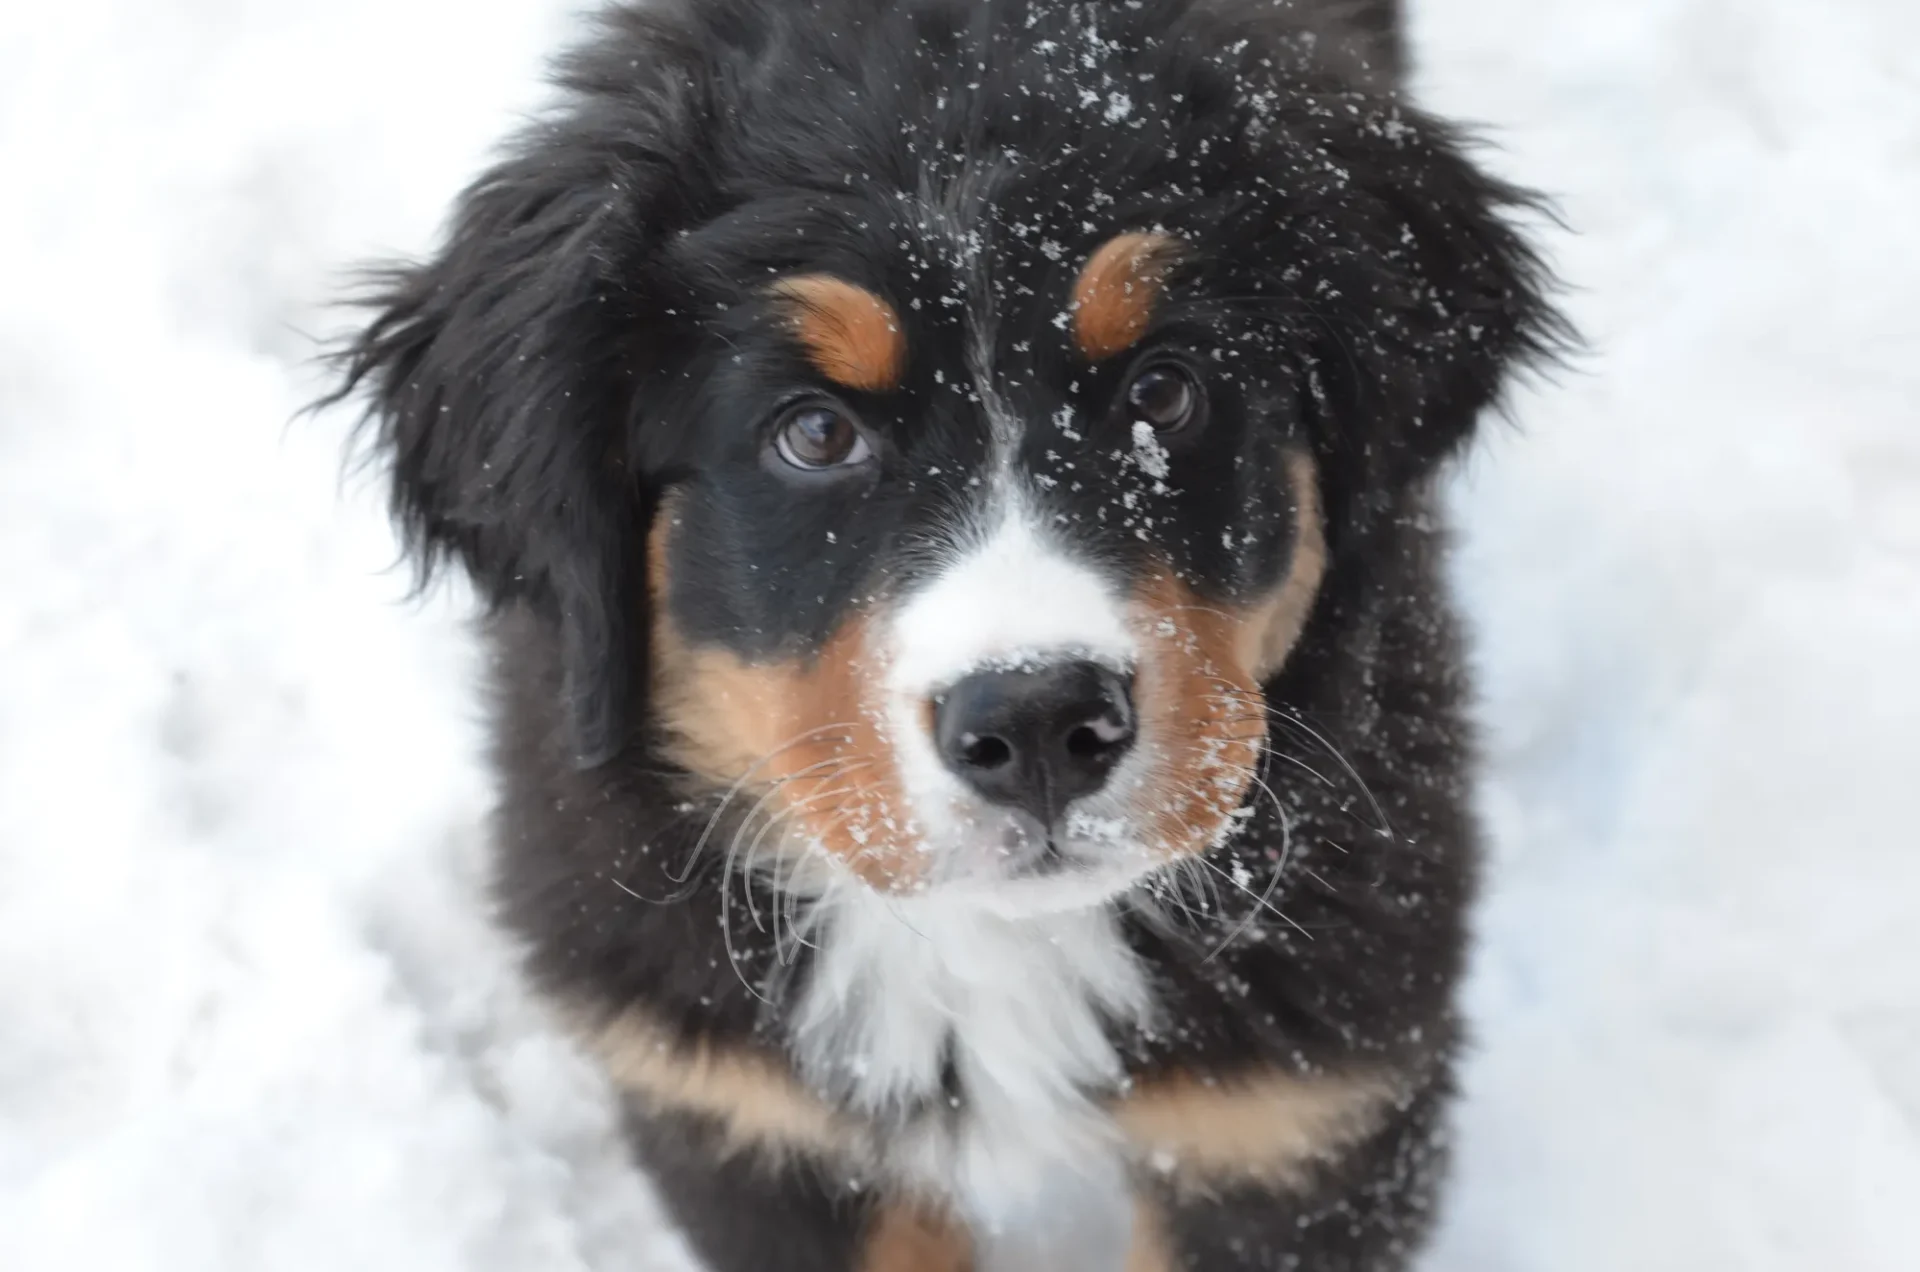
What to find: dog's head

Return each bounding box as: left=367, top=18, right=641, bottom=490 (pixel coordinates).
left=334, top=0, right=1557, bottom=912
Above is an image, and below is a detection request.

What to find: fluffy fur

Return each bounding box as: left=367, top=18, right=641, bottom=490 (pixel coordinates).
left=327, top=0, right=1564, bottom=1268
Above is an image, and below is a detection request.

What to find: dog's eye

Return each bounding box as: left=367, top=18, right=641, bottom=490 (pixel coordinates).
left=773, top=403, right=872, bottom=471
left=1127, top=365, right=1200, bottom=433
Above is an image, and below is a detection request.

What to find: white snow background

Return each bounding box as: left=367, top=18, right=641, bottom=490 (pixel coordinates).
left=2, top=0, right=1916, bottom=1268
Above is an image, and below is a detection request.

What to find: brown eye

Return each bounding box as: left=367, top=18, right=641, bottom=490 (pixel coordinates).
left=1127, top=364, right=1200, bottom=433
left=773, top=403, right=872, bottom=470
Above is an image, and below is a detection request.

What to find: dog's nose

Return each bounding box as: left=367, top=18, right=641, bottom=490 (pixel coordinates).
left=933, top=661, right=1136, bottom=827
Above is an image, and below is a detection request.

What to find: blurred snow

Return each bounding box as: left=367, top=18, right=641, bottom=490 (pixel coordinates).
left=1, top=1, right=1915, bottom=1269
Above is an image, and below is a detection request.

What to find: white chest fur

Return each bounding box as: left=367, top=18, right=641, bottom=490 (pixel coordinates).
left=791, top=893, right=1152, bottom=1254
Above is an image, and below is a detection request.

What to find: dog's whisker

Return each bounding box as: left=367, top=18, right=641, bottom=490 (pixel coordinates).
left=720, top=759, right=860, bottom=930
left=727, top=766, right=879, bottom=973
left=678, top=722, right=862, bottom=884
left=1197, top=691, right=1394, bottom=841
left=717, top=870, right=771, bottom=1006
left=731, top=770, right=875, bottom=908
left=1205, top=801, right=1297, bottom=962
left=715, top=771, right=859, bottom=1005
left=1267, top=712, right=1393, bottom=841
left=1170, top=854, right=1220, bottom=930
left=767, top=803, right=879, bottom=965
left=1196, top=853, right=1314, bottom=944
left=1137, top=851, right=1221, bottom=935
left=710, top=754, right=867, bottom=884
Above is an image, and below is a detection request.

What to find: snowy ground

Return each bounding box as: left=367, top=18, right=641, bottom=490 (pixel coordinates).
left=3, top=1, right=1916, bottom=1268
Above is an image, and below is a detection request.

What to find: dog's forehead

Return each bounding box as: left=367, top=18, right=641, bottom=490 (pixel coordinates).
left=865, top=173, right=1189, bottom=388
left=875, top=178, right=1054, bottom=322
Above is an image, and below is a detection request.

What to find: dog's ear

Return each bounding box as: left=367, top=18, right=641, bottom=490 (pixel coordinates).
left=1294, top=110, right=1567, bottom=527
left=1208, top=3, right=1563, bottom=524
left=331, top=155, right=639, bottom=767
left=328, top=37, right=711, bottom=769
left=1322, top=1, right=1408, bottom=81
left=1374, top=118, right=1564, bottom=481
left=1240, top=1, right=1406, bottom=83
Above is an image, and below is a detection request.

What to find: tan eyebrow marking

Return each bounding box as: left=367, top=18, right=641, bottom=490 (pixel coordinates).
left=768, top=274, right=906, bottom=393
left=1070, top=231, right=1186, bottom=361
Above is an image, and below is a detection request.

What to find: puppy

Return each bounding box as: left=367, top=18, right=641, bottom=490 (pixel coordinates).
left=331, top=1, right=1562, bottom=1267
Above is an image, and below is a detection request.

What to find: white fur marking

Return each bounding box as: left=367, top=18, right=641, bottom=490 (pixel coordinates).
left=792, top=889, right=1151, bottom=1234
left=884, top=498, right=1136, bottom=696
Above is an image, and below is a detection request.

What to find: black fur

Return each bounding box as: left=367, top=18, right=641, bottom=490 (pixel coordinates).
left=328, top=1, right=1563, bottom=1267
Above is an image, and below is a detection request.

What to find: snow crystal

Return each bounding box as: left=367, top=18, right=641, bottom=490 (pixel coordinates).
left=1130, top=419, right=1170, bottom=480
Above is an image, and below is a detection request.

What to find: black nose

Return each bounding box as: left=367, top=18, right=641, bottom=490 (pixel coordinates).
left=933, top=661, right=1137, bottom=827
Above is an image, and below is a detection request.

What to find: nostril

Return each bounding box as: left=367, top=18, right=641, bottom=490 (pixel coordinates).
left=959, top=733, right=1013, bottom=770
left=1064, top=723, right=1116, bottom=759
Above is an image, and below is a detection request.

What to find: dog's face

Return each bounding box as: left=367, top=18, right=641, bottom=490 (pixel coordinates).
left=335, top=0, right=1555, bottom=912
left=647, top=220, right=1326, bottom=905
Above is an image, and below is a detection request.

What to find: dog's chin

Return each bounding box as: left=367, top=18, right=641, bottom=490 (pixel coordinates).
left=927, top=862, right=1156, bottom=920
left=898, top=816, right=1166, bottom=919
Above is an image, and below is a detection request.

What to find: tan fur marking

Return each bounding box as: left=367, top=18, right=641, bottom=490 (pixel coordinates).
left=1249, top=450, right=1329, bottom=681
left=647, top=506, right=921, bottom=890
left=1071, top=232, right=1185, bottom=361
left=1131, top=568, right=1267, bottom=857
left=861, top=1206, right=973, bottom=1272
left=1127, top=450, right=1326, bottom=856
left=1125, top=1200, right=1177, bottom=1272
left=1118, top=1068, right=1398, bottom=1190
left=579, top=999, right=1392, bottom=1195
left=770, top=274, right=906, bottom=392
left=572, top=1005, right=859, bottom=1160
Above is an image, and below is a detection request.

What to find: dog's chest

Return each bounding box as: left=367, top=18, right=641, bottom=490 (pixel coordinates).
left=791, top=899, right=1151, bottom=1247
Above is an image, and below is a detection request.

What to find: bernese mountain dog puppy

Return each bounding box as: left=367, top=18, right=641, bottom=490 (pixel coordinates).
left=331, top=0, right=1562, bottom=1267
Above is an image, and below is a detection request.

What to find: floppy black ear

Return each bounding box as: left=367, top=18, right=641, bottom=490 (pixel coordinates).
left=1374, top=122, right=1565, bottom=481
left=1323, top=0, right=1408, bottom=81
left=1212, top=2, right=1565, bottom=523
left=1298, top=112, right=1568, bottom=524
left=1251, top=1, right=1406, bottom=84
left=329, top=143, right=656, bottom=768
left=323, top=1, right=721, bottom=768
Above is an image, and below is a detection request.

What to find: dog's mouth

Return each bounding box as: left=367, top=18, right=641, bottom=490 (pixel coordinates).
left=919, top=855, right=1165, bottom=919
left=983, top=815, right=1061, bottom=877
left=884, top=803, right=1172, bottom=916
